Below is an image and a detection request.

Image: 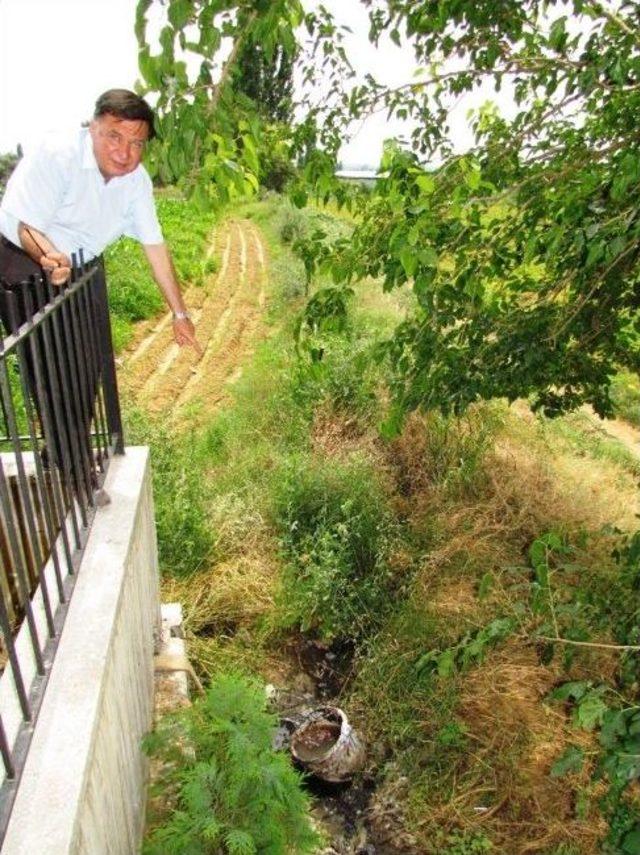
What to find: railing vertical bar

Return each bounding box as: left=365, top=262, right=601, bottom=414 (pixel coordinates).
left=28, top=280, right=84, bottom=543
left=79, top=262, right=110, bottom=460
left=0, top=715, right=15, bottom=780
left=0, top=455, right=43, bottom=677
left=55, top=277, right=94, bottom=507
left=72, top=281, right=101, bottom=486
left=9, top=301, right=67, bottom=605
left=76, top=273, right=109, bottom=471
left=20, top=287, right=75, bottom=571
left=92, top=261, right=124, bottom=454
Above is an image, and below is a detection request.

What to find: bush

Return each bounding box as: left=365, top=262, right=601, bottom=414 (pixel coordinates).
left=610, top=369, right=640, bottom=427
left=0, top=151, right=19, bottom=195
left=143, top=673, right=320, bottom=855
left=292, top=330, right=381, bottom=425
left=271, top=455, right=398, bottom=640
left=278, top=205, right=307, bottom=245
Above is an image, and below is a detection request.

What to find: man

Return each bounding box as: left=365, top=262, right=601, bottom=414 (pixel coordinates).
left=0, top=88, right=200, bottom=352
left=0, top=89, right=201, bottom=503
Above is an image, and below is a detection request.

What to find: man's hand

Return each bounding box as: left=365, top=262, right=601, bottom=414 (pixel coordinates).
left=40, top=250, right=72, bottom=286
left=172, top=315, right=203, bottom=356
left=18, top=222, right=72, bottom=286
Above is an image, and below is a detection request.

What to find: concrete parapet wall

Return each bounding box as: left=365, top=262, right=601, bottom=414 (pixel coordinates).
left=1, top=446, right=160, bottom=855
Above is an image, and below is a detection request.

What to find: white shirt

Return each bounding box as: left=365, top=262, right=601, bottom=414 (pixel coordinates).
left=0, top=128, right=163, bottom=261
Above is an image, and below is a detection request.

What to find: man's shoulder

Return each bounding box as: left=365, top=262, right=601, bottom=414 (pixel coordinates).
left=27, top=128, right=86, bottom=168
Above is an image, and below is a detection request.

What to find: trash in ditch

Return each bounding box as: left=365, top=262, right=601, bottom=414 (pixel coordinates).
left=290, top=705, right=365, bottom=783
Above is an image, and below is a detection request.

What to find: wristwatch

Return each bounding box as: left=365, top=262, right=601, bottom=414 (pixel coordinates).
left=172, top=311, right=191, bottom=321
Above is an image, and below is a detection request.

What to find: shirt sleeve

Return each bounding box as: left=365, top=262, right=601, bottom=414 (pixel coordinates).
left=123, top=169, right=164, bottom=245
left=0, top=140, right=68, bottom=239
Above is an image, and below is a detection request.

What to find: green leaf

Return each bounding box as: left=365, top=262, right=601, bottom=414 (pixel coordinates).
left=416, top=174, right=436, bottom=194
left=600, top=709, right=627, bottom=749
left=549, top=681, right=589, bottom=702
left=418, top=247, right=439, bottom=268
left=622, top=827, right=640, bottom=854
left=478, top=572, right=494, bottom=601
left=415, top=649, right=440, bottom=676
left=574, top=691, right=608, bottom=731
left=529, top=539, right=548, bottom=569
left=549, top=16, right=567, bottom=51
left=225, top=829, right=257, bottom=855
left=400, top=248, right=418, bottom=278
left=464, top=167, right=481, bottom=191
left=139, top=48, right=161, bottom=89
left=550, top=745, right=585, bottom=777
left=437, top=648, right=457, bottom=677
left=135, top=0, right=152, bottom=45
left=168, top=0, right=192, bottom=29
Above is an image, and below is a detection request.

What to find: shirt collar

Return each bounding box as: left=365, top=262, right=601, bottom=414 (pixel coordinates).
left=81, top=129, right=100, bottom=172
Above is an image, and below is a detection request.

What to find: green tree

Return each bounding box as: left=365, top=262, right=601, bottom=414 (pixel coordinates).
left=138, top=1, right=640, bottom=420
left=135, top=0, right=350, bottom=202
left=301, top=0, right=640, bottom=420
left=234, top=38, right=295, bottom=125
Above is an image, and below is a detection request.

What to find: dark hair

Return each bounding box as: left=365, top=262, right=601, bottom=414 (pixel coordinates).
left=93, top=89, right=156, bottom=139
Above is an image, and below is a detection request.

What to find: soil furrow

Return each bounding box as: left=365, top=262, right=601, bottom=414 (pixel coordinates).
left=121, top=218, right=268, bottom=422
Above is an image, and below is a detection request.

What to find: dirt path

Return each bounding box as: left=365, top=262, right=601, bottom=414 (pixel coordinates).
left=584, top=406, right=640, bottom=459
left=119, top=218, right=267, bottom=420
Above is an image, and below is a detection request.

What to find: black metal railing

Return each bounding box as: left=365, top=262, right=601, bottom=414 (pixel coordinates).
left=0, top=256, right=123, bottom=837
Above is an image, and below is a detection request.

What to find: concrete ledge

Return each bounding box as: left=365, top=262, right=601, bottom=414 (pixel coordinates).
left=1, top=446, right=160, bottom=855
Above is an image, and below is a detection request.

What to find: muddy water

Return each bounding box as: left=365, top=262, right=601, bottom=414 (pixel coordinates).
left=294, top=721, right=341, bottom=762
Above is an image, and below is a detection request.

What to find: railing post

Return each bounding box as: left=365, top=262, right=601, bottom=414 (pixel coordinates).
left=93, top=259, right=124, bottom=455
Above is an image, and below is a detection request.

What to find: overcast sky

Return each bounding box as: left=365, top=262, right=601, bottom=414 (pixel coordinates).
left=0, top=0, right=516, bottom=167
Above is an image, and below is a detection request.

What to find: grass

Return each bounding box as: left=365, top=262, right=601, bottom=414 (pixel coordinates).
left=121, top=193, right=640, bottom=853
left=543, top=408, right=640, bottom=478
left=125, top=407, right=215, bottom=577
left=610, top=369, right=640, bottom=428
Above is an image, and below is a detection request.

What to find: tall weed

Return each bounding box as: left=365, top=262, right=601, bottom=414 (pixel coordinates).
left=271, top=455, right=398, bottom=641
left=143, top=672, right=320, bottom=855
left=126, top=408, right=214, bottom=576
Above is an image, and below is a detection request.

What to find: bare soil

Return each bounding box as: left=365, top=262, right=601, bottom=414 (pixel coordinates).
left=119, top=218, right=267, bottom=421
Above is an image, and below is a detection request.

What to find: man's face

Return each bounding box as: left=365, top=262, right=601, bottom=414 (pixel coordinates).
left=89, top=113, right=149, bottom=180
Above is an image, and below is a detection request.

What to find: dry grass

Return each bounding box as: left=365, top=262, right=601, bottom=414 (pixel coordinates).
left=162, top=555, right=276, bottom=632
left=310, top=403, right=382, bottom=463
left=351, top=404, right=637, bottom=852
left=161, top=549, right=278, bottom=680
left=450, top=642, right=606, bottom=854
left=386, top=640, right=608, bottom=855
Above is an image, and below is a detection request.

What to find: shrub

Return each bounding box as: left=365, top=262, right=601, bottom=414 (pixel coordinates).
left=143, top=673, right=320, bottom=855
left=610, top=369, right=640, bottom=428
left=0, top=151, right=19, bottom=194
left=278, top=205, right=307, bottom=245
left=272, top=456, right=398, bottom=640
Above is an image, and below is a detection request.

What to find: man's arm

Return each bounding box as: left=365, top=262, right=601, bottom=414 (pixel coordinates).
left=142, top=242, right=202, bottom=355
